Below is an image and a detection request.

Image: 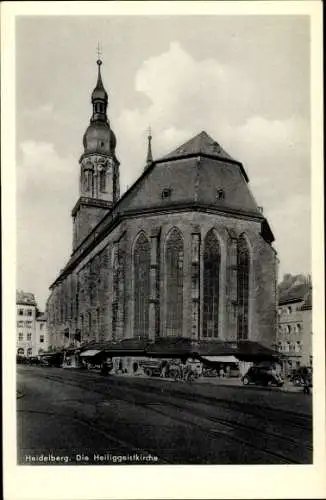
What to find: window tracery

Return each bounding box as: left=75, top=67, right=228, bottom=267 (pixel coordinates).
left=237, top=234, right=250, bottom=340
left=165, top=228, right=184, bottom=336
left=203, top=229, right=220, bottom=338
left=134, top=233, right=150, bottom=338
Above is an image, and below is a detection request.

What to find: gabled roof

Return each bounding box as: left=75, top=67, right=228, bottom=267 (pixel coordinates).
left=36, top=312, right=47, bottom=321
left=16, top=290, right=37, bottom=306
left=159, top=131, right=239, bottom=164
left=300, top=288, right=312, bottom=310
left=279, top=283, right=311, bottom=305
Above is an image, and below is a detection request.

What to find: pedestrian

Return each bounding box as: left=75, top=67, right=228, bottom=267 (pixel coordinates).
left=302, top=366, right=311, bottom=394
left=100, top=362, right=108, bottom=376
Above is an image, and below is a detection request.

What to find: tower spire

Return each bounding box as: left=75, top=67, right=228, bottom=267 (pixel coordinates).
left=96, top=41, right=102, bottom=61
left=146, top=126, right=153, bottom=167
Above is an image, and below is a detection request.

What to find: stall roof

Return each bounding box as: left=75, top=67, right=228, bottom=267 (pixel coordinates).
left=201, top=355, right=239, bottom=363
left=146, top=337, right=198, bottom=357
left=80, top=349, right=102, bottom=357
left=197, top=340, right=278, bottom=360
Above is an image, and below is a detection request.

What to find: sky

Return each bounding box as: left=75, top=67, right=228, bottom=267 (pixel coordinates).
left=16, top=15, right=311, bottom=310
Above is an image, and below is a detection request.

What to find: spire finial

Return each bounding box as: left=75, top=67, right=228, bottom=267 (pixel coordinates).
left=96, top=41, right=102, bottom=65
left=146, top=126, right=153, bottom=167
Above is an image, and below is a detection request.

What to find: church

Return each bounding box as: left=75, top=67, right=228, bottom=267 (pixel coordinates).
left=46, top=58, right=278, bottom=359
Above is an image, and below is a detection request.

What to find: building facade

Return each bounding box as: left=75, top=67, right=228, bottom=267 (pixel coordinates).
left=277, top=275, right=312, bottom=373
left=16, top=290, right=49, bottom=356
left=35, top=312, right=48, bottom=354
left=47, top=59, right=278, bottom=352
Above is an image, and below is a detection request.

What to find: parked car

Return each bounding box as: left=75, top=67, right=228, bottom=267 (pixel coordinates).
left=202, top=367, right=218, bottom=377
left=289, top=367, right=313, bottom=387
left=242, top=366, right=284, bottom=387
left=16, top=355, right=28, bottom=365
left=26, top=356, right=40, bottom=366
left=140, top=359, right=163, bottom=377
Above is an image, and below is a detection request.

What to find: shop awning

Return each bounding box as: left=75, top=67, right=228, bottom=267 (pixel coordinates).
left=201, top=355, right=239, bottom=363
left=80, top=349, right=102, bottom=357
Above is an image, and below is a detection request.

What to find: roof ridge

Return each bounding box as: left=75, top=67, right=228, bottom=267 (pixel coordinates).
left=159, top=130, right=238, bottom=163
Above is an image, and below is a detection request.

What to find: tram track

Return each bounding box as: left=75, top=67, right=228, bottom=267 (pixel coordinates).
left=39, top=369, right=312, bottom=428
left=34, top=370, right=311, bottom=464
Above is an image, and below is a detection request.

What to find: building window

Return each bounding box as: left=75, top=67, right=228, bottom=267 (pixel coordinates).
left=203, top=229, right=220, bottom=339
left=191, top=301, right=199, bottom=337
left=295, top=341, right=302, bottom=353
left=278, top=342, right=283, bottom=352
left=18, top=309, right=23, bottom=316
left=297, top=323, right=302, bottom=332
left=165, top=228, right=184, bottom=336
left=100, top=170, right=106, bottom=192
left=17, top=321, right=24, bottom=327
left=18, top=333, right=23, bottom=341
left=88, top=312, right=92, bottom=336
left=27, top=348, right=32, bottom=356
left=237, top=234, right=250, bottom=340
left=40, top=335, right=44, bottom=343
left=27, top=333, right=32, bottom=341
left=287, top=306, right=292, bottom=314
left=40, top=323, right=44, bottom=330
left=17, top=348, right=24, bottom=356
left=27, top=309, right=33, bottom=316
left=161, top=188, right=172, bottom=200
left=75, top=330, right=81, bottom=343
left=133, top=233, right=150, bottom=339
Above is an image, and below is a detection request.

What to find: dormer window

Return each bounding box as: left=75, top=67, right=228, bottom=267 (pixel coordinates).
left=162, top=188, right=172, bottom=200
left=216, top=189, right=225, bottom=200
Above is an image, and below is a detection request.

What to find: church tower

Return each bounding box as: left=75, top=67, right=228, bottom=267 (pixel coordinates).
left=72, top=58, right=120, bottom=251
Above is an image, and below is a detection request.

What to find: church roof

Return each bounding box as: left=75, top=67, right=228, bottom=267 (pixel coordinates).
left=159, top=131, right=239, bottom=165
left=51, top=130, right=273, bottom=288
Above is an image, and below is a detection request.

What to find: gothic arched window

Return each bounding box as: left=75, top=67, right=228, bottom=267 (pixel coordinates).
left=133, top=233, right=150, bottom=339
left=203, top=229, right=220, bottom=338
left=165, top=228, right=184, bottom=336
left=237, top=234, right=250, bottom=340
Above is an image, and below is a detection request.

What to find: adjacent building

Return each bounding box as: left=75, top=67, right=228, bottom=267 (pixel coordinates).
left=46, top=58, right=278, bottom=353
left=277, top=274, right=312, bottom=374
left=16, top=290, right=49, bottom=356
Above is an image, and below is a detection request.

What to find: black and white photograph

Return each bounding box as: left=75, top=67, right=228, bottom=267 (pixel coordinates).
left=2, top=1, right=325, bottom=499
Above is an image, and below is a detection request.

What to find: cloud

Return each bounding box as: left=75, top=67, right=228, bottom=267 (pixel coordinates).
left=116, top=41, right=257, bottom=190
left=23, top=103, right=55, bottom=119
left=17, top=141, right=78, bottom=308
left=116, top=41, right=311, bottom=276
left=268, top=194, right=311, bottom=278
